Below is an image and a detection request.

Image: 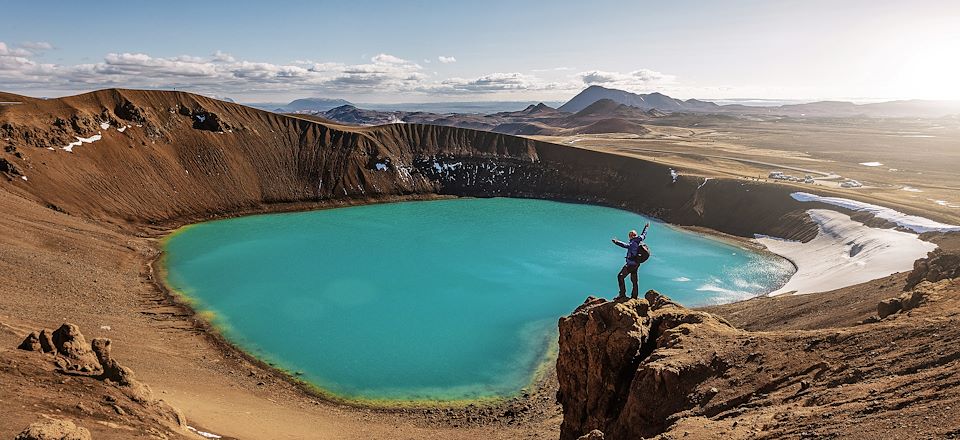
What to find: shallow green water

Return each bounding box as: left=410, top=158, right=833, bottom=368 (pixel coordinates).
left=163, top=198, right=792, bottom=402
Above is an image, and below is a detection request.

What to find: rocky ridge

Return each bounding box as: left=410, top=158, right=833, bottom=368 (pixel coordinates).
left=557, top=264, right=960, bottom=439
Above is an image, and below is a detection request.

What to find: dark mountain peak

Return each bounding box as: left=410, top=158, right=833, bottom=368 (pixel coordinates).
left=575, top=98, right=623, bottom=116
left=328, top=104, right=358, bottom=111
left=559, top=86, right=722, bottom=113
left=282, top=97, right=354, bottom=113
left=646, top=108, right=668, bottom=117
left=524, top=102, right=555, bottom=114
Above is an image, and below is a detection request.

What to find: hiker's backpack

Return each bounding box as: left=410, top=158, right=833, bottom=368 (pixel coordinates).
left=635, top=243, right=651, bottom=263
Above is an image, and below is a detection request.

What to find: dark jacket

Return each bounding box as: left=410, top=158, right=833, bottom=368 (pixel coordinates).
left=613, top=225, right=649, bottom=265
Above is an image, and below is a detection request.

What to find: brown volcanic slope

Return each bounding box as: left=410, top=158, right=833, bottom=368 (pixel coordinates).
left=2, top=88, right=955, bottom=439
left=0, top=88, right=815, bottom=239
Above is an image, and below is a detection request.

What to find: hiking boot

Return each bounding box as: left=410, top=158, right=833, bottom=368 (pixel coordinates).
left=615, top=293, right=627, bottom=300
left=630, top=293, right=638, bottom=299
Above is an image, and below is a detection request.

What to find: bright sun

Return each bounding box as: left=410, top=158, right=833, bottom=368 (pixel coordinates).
left=885, top=31, right=960, bottom=100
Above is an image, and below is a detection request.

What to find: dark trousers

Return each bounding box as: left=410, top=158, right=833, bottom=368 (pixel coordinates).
left=617, top=263, right=640, bottom=297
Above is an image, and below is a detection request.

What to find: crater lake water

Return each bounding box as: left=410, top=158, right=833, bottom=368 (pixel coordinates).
left=163, top=198, right=794, bottom=402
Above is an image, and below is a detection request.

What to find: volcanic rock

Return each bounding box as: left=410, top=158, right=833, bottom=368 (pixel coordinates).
left=51, top=323, right=100, bottom=372
left=91, top=338, right=135, bottom=386
left=14, top=418, right=91, bottom=440
left=18, top=332, right=42, bottom=351
left=0, top=157, right=21, bottom=176
left=877, top=298, right=902, bottom=319
left=114, top=99, right=147, bottom=124
left=39, top=329, right=55, bottom=353
left=15, top=324, right=188, bottom=430
left=556, top=291, right=735, bottom=440
left=905, top=248, right=960, bottom=290
left=576, top=430, right=605, bottom=440
left=878, top=278, right=947, bottom=320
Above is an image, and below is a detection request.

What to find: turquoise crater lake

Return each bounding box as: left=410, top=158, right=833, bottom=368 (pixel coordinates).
left=163, top=198, right=793, bottom=402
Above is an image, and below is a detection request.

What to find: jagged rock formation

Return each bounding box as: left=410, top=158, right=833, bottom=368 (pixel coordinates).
left=558, top=278, right=960, bottom=439
left=877, top=280, right=945, bottom=319
left=51, top=323, right=101, bottom=372
left=18, top=324, right=100, bottom=372
left=576, top=430, right=605, bottom=440
left=905, top=247, right=960, bottom=290
left=557, top=291, right=736, bottom=439
left=17, top=323, right=187, bottom=433
left=14, top=418, right=91, bottom=440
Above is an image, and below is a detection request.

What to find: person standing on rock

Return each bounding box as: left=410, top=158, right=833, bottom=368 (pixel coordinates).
left=612, top=222, right=651, bottom=299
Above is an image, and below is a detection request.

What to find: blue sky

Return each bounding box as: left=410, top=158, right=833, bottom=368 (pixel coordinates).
left=2, top=0, right=959, bottom=102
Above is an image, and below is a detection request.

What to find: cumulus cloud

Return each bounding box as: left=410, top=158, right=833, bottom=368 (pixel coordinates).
left=0, top=42, right=33, bottom=57
left=578, top=68, right=675, bottom=88
left=531, top=66, right=574, bottom=72
left=98, top=52, right=220, bottom=77
left=438, top=56, right=456, bottom=64
left=19, top=41, right=54, bottom=51
left=431, top=72, right=567, bottom=94
left=0, top=44, right=435, bottom=95
left=211, top=50, right=235, bottom=63
left=1, top=41, right=649, bottom=99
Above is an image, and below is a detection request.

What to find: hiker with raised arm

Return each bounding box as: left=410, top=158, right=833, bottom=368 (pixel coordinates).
left=611, top=222, right=651, bottom=299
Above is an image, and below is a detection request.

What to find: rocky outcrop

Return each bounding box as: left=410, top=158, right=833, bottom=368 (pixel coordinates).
left=17, top=323, right=187, bottom=430
left=50, top=323, right=101, bottom=372
left=16, top=324, right=101, bottom=373
left=877, top=279, right=950, bottom=319
left=556, top=291, right=736, bottom=440
left=14, top=419, right=91, bottom=440
left=91, top=338, right=134, bottom=386
left=576, top=430, right=605, bottom=440
left=114, top=99, right=146, bottom=124
left=178, top=105, right=231, bottom=132
left=905, top=248, right=960, bottom=290
left=0, top=157, right=21, bottom=177
left=879, top=248, right=960, bottom=320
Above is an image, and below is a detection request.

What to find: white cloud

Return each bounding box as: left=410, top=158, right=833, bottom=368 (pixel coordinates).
left=438, top=56, right=457, bottom=64
left=578, top=69, right=675, bottom=88
left=432, top=72, right=569, bottom=94
left=531, top=66, right=574, bottom=72
left=0, top=42, right=33, bottom=57
left=0, top=45, right=433, bottom=94
left=1, top=42, right=651, bottom=99
left=371, top=53, right=411, bottom=65
left=20, top=41, right=54, bottom=51
left=211, top=50, right=235, bottom=63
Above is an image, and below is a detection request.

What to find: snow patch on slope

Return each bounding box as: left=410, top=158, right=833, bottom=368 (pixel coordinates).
left=756, top=209, right=936, bottom=295
left=791, top=192, right=960, bottom=233
left=63, top=133, right=102, bottom=152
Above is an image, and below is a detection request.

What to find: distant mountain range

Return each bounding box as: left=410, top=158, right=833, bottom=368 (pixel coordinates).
left=290, top=99, right=662, bottom=137
left=253, top=99, right=568, bottom=114
left=561, top=85, right=960, bottom=118
left=276, top=97, right=354, bottom=113
left=559, top=86, right=720, bottom=113
left=265, top=86, right=960, bottom=123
